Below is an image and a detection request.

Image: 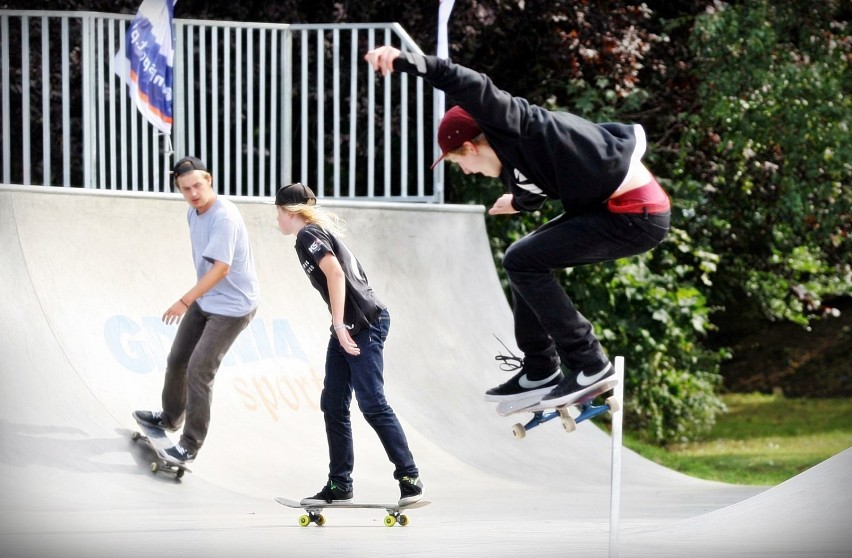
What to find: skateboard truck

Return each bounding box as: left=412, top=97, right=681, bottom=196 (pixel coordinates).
left=511, top=395, right=621, bottom=439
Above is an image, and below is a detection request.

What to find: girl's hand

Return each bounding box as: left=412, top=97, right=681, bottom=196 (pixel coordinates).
left=336, top=327, right=360, bottom=356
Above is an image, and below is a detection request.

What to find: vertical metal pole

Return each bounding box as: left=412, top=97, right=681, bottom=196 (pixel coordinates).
left=609, top=356, right=625, bottom=558
left=382, top=28, right=391, bottom=197
left=347, top=29, right=357, bottom=198
left=282, top=28, right=292, bottom=187
left=235, top=27, right=243, bottom=194
left=223, top=28, right=231, bottom=194
left=41, top=15, right=51, bottom=185
left=258, top=28, right=267, bottom=197
left=211, top=25, right=219, bottom=182
left=21, top=16, right=31, bottom=185
left=332, top=28, right=340, bottom=198
left=315, top=28, right=324, bottom=196
left=199, top=25, right=208, bottom=163
left=268, top=27, right=278, bottom=194
left=96, top=17, right=106, bottom=188
left=1, top=15, right=10, bottom=184
left=366, top=28, right=375, bottom=197
left=62, top=16, right=72, bottom=187
left=246, top=27, right=254, bottom=195
left=299, top=29, right=308, bottom=185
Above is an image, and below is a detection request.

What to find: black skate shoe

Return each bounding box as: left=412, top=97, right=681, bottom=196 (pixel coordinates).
left=541, top=362, right=615, bottom=407
left=398, top=476, right=424, bottom=506
left=133, top=410, right=178, bottom=432
left=484, top=362, right=563, bottom=402
left=301, top=481, right=354, bottom=505
left=162, top=443, right=197, bottom=465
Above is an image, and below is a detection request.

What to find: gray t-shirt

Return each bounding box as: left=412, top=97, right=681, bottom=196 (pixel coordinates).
left=188, top=197, right=260, bottom=317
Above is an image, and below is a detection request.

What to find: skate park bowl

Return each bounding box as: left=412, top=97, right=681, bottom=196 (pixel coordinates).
left=1, top=184, right=849, bottom=557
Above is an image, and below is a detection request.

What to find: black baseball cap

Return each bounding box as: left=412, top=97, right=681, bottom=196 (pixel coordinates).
left=275, top=183, right=317, bottom=206
left=173, top=156, right=209, bottom=179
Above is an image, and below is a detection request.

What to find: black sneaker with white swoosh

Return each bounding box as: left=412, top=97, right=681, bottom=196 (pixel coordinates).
left=540, top=362, right=615, bottom=407
left=484, top=368, right=563, bottom=402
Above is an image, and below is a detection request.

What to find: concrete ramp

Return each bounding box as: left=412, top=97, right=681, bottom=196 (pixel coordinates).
left=0, top=184, right=847, bottom=557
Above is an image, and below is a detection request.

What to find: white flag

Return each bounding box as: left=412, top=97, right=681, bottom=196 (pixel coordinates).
left=437, top=0, right=456, bottom=60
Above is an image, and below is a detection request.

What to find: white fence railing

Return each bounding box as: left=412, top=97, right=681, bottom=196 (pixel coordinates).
left=0, top=10, right=443, bottom=201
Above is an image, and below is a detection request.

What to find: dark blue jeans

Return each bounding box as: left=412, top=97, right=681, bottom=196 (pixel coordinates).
left=502, top=208, right=670, bottom=375
left=321, top=309, right=418, bottom=490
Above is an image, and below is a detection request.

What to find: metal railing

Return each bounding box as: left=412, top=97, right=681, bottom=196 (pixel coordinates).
left=0, top=10, right=443, bottom=201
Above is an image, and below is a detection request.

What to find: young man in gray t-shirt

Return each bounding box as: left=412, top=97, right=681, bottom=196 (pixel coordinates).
left=134, top=156, right=259, bottom=464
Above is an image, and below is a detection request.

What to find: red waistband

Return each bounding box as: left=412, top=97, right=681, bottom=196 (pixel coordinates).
left=607, top=178, right=671, bottom=214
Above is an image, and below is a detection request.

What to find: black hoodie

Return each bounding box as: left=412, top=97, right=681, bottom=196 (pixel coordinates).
left=394, top=52, right=644, bottom=216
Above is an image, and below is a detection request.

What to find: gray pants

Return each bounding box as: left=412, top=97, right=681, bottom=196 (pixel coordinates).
left=162, top=302, right=256, bottom=452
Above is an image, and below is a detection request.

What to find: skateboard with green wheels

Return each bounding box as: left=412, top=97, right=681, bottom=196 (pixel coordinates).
left=274, top=496, right=430, bottom=527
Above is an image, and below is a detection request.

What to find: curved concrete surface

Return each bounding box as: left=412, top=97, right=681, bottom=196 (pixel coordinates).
left=0, top=184, right=848, bottom=557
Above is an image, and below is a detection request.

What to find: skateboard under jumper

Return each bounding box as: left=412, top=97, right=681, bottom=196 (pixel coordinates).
left=274, top=496, right=431, bottom=527
left=495, top=378, right=620, bottom=439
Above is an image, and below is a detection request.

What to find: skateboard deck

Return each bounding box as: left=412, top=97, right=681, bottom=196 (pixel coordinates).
left=131, top=415, right=192, bottom=479
left=494, top=378, right=621, bottom=439
left=274, top=496, right=431, bottom=527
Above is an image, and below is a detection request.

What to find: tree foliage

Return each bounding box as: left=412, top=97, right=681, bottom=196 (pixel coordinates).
left=672, top=1, right=851, bottom=326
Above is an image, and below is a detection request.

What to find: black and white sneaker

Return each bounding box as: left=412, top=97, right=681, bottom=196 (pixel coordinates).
left=484, top=367, right=563, bottom=402
left=162, top=443, right=197, bottom=465
left=398, top=476, right=424, bottom=506
left=301, top=481, right=354, bottom=505
left=133, top=410, right=178, bottom=432
left=541, top=362, right=615, bottom=407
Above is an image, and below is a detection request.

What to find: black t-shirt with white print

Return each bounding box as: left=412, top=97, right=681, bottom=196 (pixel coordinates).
left=295, top=223, right=386, bottom=336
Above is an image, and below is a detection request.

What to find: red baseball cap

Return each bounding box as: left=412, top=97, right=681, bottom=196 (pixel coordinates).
left=430, top=106, right=482, bottom=169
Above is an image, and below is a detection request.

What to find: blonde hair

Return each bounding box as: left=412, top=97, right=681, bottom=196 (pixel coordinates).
left=281, top=203, right=346, bottom=237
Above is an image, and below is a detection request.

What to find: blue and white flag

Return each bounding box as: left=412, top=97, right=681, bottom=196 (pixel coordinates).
left=115, top=0, right=176, bottom=134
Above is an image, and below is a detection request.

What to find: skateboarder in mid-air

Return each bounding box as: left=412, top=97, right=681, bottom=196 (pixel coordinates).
left=274, top=183, right=423, bottom=507
left=134, top=156, right=260, bottom=464
left=364, top=47, right=671, bottom=407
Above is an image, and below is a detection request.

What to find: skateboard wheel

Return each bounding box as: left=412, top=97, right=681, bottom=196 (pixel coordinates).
left=561, top=416, right=577, bottom=433
left=176, top=468, right=185, bottom=480
left=298, top=515, right=310, bottom=527
left=384, top=515, right=396, bottom=527
left=606, top=395, right=621, bottom=413
left=315, top=514, right=326, bottom=527
left=150, top=462, right=159, bottom=473
left=131, top=431, right=141, bottom=441
left=512, top=424, right=526, bottom=439
left=398, top=515, right=410, bottom=526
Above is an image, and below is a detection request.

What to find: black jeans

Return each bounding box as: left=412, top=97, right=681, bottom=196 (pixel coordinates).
left=321, top=309, right=418, bottom=490
left=502, top=209, right=670, bottom=375
left=162, top=303, right=256, bottom=452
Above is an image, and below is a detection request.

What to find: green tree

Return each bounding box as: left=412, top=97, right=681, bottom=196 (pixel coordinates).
left=675, top=0, right=851, bottom=326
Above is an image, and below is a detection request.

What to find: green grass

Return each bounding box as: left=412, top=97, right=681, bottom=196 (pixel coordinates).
left=624, top=393, right=852, bottom=485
